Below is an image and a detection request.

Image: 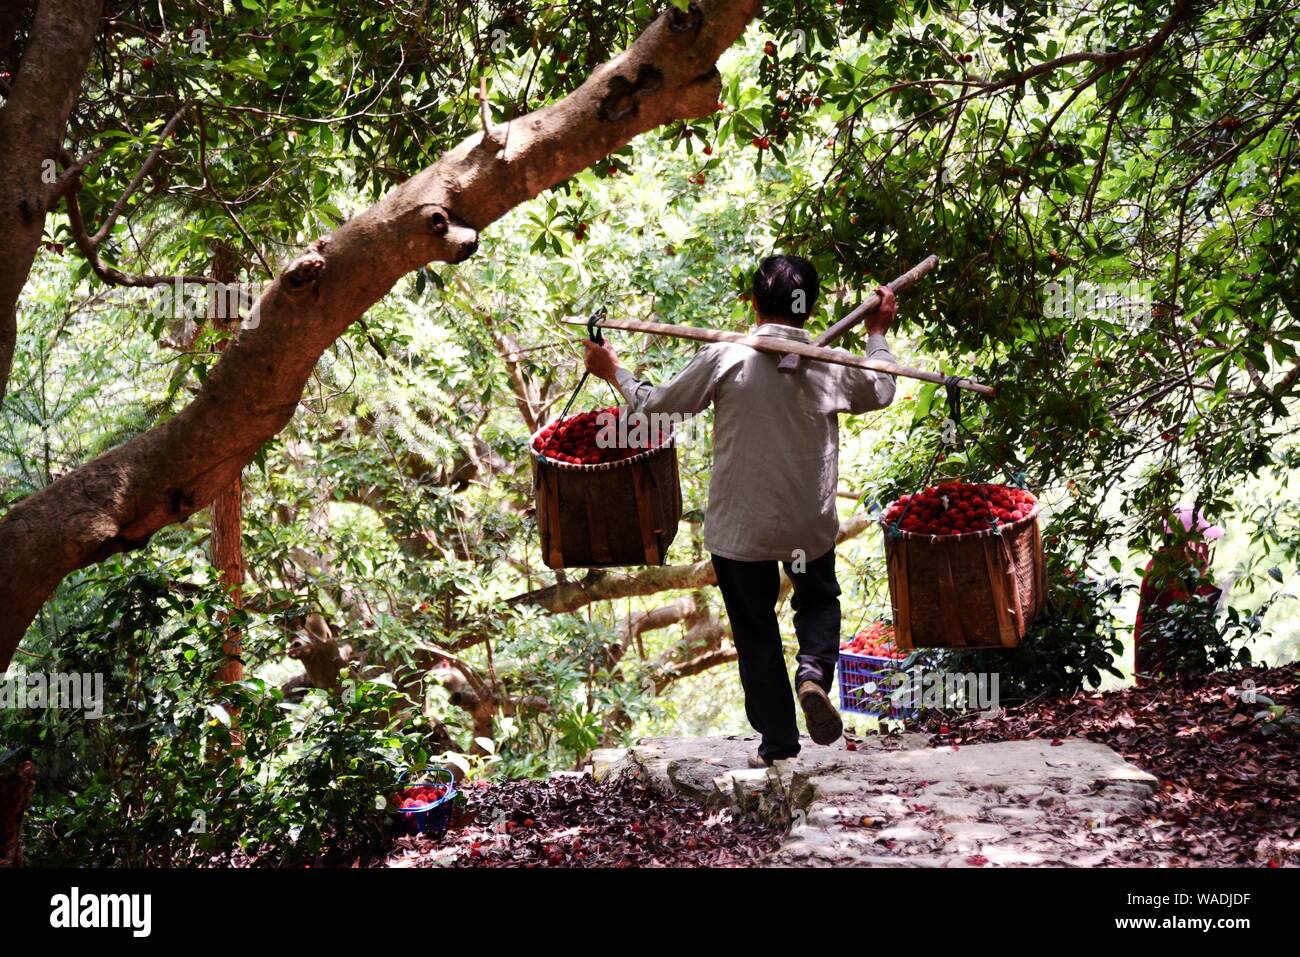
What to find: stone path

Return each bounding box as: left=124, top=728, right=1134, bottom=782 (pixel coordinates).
left=592, top=734, right=1165, bottom=867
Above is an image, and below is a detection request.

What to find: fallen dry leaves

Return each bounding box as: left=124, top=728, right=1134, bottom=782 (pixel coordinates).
left=378, top=771, right=783, bottom=868
left=374, top=666, right=1297, bottom=868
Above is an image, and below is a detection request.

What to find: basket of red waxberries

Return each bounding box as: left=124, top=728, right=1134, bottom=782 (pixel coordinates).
left=879, top=481, right=1047, bottom=650
left=392, top=767, right=458, bottom=838
left=837, top=621, right=915, bottom=719
left=529, top=406, right=681, bottom=569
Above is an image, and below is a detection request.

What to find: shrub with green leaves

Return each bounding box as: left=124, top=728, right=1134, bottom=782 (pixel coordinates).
left=3, top=555, right=445, bottom=866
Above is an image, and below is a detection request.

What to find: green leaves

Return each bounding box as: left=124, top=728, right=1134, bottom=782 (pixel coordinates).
left=911, top=381, right=939, bottom=427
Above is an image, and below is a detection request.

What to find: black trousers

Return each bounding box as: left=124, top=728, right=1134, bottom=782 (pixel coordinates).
left=711, top=548, right=842, bottom=762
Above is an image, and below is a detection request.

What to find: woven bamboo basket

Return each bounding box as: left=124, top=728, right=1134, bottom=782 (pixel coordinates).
left=530, top=420, right=681, bottom=569
left=881, top=505, right=1047, bottom=650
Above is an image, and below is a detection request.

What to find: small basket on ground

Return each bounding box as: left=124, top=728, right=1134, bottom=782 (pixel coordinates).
left=393, top=767, right=458, bottom=839
left=881, top=503, right=1047, bottom=650
left=530, top=414, right=682, bottom=569
left=837, top=650, right=915, bottom=719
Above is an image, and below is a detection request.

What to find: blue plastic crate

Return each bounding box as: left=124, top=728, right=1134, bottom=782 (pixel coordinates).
left=393, top=767, right=458, bottom=838
left=837, top=650, right=915, bottom=718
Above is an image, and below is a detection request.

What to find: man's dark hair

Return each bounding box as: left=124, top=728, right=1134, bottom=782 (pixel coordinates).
left=751, top=254, right=819, bottom=325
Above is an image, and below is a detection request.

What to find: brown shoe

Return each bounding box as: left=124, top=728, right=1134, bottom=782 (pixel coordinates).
left=747, top=750, right=770, bottom=769
left=798, top=680, right=843, bottom=745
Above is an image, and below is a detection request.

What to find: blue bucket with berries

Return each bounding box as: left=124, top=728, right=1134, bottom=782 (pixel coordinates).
left=392, top=767, right=458, bottom=838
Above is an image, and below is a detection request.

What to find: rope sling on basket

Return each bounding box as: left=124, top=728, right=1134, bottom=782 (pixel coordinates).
left=530, top=309, right=682, bottom=569
left=880, top=378, right=1047, bottom=651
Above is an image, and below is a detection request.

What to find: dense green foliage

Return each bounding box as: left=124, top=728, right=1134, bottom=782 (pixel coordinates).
left=0, top=555, right=447, bottom=865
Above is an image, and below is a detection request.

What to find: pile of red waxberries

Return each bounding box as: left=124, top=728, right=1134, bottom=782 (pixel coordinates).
left=840, top=621, right=901, bottom=658
left=394, top=784, right=449, bottom=809
left=532, top=407, right=667, bottom=466
left=882, top=481, right=1038, bottom=537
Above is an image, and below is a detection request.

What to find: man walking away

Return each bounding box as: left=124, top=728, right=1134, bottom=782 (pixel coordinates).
left=583, top=255, right=898, bottom=766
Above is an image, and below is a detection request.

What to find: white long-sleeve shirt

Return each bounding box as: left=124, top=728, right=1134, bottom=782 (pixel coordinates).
left=614, top=322, right=897, bottom=562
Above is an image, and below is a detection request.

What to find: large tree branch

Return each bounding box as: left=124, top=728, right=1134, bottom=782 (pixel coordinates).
left=511, top=511, right=874, bottom=614
left=513, top=558, right=718, bottom=615
left=0, top=0, right=764, bottom=670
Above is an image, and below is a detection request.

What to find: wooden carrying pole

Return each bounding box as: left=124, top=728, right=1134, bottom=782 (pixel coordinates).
left=777, top=254, right=939, bottom=373
left=561, top=315, right=995, bottom=397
